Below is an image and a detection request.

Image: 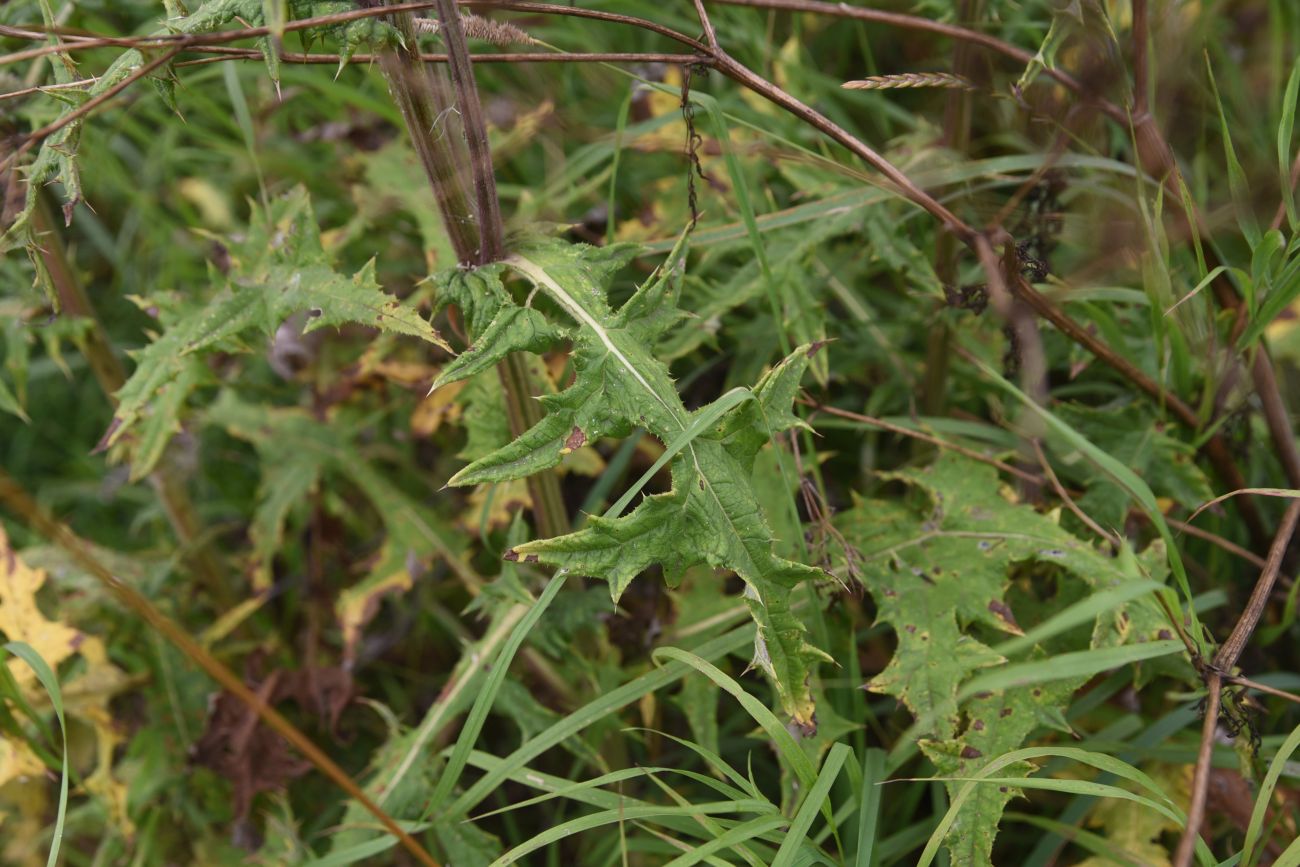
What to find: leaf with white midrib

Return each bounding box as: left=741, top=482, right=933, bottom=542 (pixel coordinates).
left=432, top=235, right=828, bottom=725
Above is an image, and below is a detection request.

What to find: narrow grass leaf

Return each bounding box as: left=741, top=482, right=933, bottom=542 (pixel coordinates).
left=652, top=647, right=818, bottom=789
left=1205, top=56, right=1260, bottom=249
left=993, top=580, right=1163, bottom=657
left=607, top=387, right=753, bottom=519
left=957, top=640, right=1183, bottom=698
left=486, top=801, right=773, bottom=867
left=916, top=746, right=1212, bottom=867
left=445, top=625, right=755, bottom=818
left=427, top=571, right=569, bottom=813
left=302, top=822, right=429, bottom=867
left=1279, top=56, right=1300, bottom=230
left=772, top=742, right=852, bottom=867
left=662, top=815, right=789, bottom=867
left=1241, top=719, right=1300, bottom=867
left=3, top=642, right=68, bottom=867
left=854, top=748, right=886, bottom=867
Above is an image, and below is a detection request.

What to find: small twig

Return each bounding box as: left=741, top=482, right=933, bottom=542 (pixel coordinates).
left=1173, top=499, right=1300, bottom=867
left=1032, top=439, right=1120, bottom=548
left=1175, top=672, right=1222, bottom=867
left=690, top=0, right=720, bottom=49
left=1164, top=517, right=1267, bottom=571
left=0, top=1, right=709, bottom=65
left=799, top=399, right=1042, bottom=485
left=1211, top=499, right=1300, bottom=674
left=1222, top=672, right=1300, bottom=706
left=0, top=47, right=181, bottom=175
left=0, top=470, right=440, bottom=867
left=0, top=76, right=101, bottom=102
left=167, top=49, right=706, bottom=70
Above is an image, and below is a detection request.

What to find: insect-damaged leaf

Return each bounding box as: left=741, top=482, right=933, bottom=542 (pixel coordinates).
left=839, top=454, right=1174, bottom=865
left=105, top=186, right=448, bottom=480
left=430, top=236, right=831, bottom=727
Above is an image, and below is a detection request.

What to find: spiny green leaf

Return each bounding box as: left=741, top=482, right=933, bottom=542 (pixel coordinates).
left=2, top=0, right=268, bottom=262
left=839, top=454, right=1179, bottom=865
left=921, top=676, right=1082, bottom=867
left=108, top=186, right=447, bottom=477
left=432, top=234, right=829, bottom=726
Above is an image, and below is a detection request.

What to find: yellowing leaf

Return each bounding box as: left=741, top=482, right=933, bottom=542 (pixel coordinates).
left=412, top=378, right=467, bottom=437
left=1, top=527, right=81, bottom=694
left=0, top=526, right=133, bottom=836
left=177, top=177, right=234, bottom=229
left=1076, top=764, right=1190, bottom=867
left=463, top=478, right=531, bottom=534
left=337, top=571, right=413, bottom=661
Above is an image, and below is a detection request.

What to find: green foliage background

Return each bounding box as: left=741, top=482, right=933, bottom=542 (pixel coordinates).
left=2, top=0, right=1300, bottom=865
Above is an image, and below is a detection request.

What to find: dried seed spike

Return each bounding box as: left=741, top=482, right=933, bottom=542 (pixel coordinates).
left=842, top=72, right=976, bottom=91
left=412, top=13, right=537, bottom=47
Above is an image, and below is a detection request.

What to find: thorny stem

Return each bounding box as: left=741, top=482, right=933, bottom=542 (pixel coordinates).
left=430, top=0, right=570, bottom=538
left=376, top=2, right=570, bottom=539
left=0, top=470, right=440, bottom=867
left=433, top=0, right=503, bottom=264
left=378, top=10, right=482, bottom=261
left=0, top=51, right=706, bottom=90
left=1033, top=439, right=1120, bottom=549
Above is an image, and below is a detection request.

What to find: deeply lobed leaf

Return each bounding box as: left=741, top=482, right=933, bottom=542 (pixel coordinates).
left=105, top=186, right=447, bottom=478
left=431, top=236, right=830, bottom=726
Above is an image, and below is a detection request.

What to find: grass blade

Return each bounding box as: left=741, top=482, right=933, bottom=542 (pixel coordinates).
left=1279, top=56, right=1300, bottom=230
left=3, top=642, right=68, bottom=867
left=652, top=646, right=818, bottom=789
left=425, top=573, right=568, bottom=814
left=772, top=742, right=852, bottom=867
left=853, top=748, right=886, bottom=867
left=1240, top=719, right=1300, bottom=867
